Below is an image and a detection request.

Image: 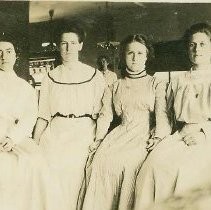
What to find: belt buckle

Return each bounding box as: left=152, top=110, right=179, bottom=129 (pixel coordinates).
left=68, top=114, right=75, bottom=118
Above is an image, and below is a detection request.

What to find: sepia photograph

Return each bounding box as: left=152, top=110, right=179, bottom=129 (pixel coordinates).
left=0, top=0, right=211, bottom=210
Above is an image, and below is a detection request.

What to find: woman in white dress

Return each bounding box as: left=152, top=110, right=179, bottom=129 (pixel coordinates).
left=134, top=23, right=211, bottom=210
left=0, top=36, right=63, bottom=210
left=33, top=22, right=112, bottom=209
left=77, top=34, right=170, bottom=210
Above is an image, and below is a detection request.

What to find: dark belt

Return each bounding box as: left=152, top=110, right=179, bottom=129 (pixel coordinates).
left=51, top=112, right=94, bottom=120
left=176, top=119, right=211, bottom=131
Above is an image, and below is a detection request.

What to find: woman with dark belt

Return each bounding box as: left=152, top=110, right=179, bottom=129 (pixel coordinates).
left=134, top=22, right=211, bottom=210
left=33, top=21, right=113, bottom=209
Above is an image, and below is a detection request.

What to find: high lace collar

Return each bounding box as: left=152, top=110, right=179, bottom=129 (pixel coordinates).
left=125, top=67, right=147, bottom=79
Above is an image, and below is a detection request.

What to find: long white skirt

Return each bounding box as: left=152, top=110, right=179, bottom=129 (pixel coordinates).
left=134, top=131, right=211, bottom=210
left=0, top=138, right=64, bottom=210
left=40, top=117, right=96, bottom=210
left=78, top=122, right=149, bottom=210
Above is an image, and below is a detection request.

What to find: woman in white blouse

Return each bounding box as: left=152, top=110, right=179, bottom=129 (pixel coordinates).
left=77, top=34, right=170, bottom=210
left=34, top=21, right=112, bottom=209
left=0, top=35, right=62, bottom=210
left=134, top=23, right=211, bottom=210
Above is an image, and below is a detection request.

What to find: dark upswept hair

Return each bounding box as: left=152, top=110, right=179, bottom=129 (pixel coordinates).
left=119, top=34, right=154, bottom=77
left=55, top=20, right=86, bottom=45
left=96, top=55, right=110, bottom=67
left=0, top=32, right=17, bottom=50
left=183, top=22, right=211, bottom=49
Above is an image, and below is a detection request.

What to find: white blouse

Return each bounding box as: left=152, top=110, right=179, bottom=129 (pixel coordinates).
left=38, top=62, right=113, bottom=140
left=112, top=75, right=170, bottom=139
left=0, top=71, right=38, bottom=143
left=167, top=70, right=211, bottom=137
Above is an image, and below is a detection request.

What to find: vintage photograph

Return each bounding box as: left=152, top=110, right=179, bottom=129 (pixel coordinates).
left=0, top=1, right=211, bottom=210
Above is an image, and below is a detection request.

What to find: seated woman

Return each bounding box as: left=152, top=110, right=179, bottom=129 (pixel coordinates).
left=0, top=35, right=63, bottom=210
left=33, top=21, right=112, bottom=209
left=77, top=34, right=170, bottom=210
left=134, top=22, right=211, bottom=210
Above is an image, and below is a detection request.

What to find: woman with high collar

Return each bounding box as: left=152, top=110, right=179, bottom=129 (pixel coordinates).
left=0, top=35, right=64, bottom=210
left=77, top=34, right=170, bottom=210
left=134, top=23, right=211, bottom=210
left=33, top=21, right=113, bottom=209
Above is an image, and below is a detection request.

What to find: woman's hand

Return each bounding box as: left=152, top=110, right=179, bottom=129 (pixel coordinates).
left=89, top=139, right=103, bottom=153
left=182, top=131, right=205, bottom=146
left=0, top=136, right=15, bottom=152
left=146, top=137, right=162, bottom=152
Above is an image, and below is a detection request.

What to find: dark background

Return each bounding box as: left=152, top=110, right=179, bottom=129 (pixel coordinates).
left=0, top=1, right=29, bottom=79
left=1, top=2, right=211, bottom=80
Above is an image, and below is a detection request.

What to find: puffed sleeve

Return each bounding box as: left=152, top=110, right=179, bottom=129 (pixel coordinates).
left=154, top=80, right=172, bottom=139
left=38, top=74, right=51, bottom=122
left=93, top=73, right=113, bottom=141
left=7, top=84, right=38, bottom=144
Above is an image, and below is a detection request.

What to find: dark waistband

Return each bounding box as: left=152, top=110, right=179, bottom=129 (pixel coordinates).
left=177, top=119, right=211, bottom=130
left=51, top=112, right=94, bottom=120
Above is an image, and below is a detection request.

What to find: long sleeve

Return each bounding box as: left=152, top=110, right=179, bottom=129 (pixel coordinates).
left=7, top=86, right=38, bottom=144
left=38, top=75, right=51, bottom=122
left=95, top=86, right=113, bottom=141
left=154, top=81, right=172, bottom=139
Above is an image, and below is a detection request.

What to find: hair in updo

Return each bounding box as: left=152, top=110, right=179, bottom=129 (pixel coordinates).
left=183, top=22, right=211, bottom=49
left=119, top=34, right=154, bottom=77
